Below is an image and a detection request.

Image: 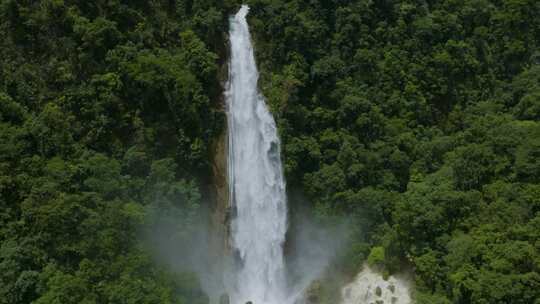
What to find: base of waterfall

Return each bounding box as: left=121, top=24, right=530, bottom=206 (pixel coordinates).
left=341, top=265, right=412, bottom=304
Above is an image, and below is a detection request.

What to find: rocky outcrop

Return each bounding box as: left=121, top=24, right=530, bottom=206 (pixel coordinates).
left=341, top=265, right=412, bottom=304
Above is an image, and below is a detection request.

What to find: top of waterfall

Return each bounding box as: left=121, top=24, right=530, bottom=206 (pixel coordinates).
left=236, top=4, right=250, bottom=20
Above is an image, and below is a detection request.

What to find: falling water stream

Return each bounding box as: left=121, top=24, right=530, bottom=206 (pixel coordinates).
left=225, top=5, right=289, bottom=304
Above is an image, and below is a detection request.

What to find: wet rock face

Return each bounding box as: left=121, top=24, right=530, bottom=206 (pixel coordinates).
left=341, top=265, right=412, bottom=304
left=219, top=294, right=230, bottom=304
left=211, top=130, right=230, bottom=252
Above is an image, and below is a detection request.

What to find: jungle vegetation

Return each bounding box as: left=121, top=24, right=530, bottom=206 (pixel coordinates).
left=1, top=0, right=539, bottom=303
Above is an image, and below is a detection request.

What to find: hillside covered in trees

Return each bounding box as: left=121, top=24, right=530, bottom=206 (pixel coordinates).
left=1, top=0, right=539, bottom=304
left=0, top=1, right=236, bottom=303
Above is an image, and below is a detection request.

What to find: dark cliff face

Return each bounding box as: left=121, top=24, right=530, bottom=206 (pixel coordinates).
left=209, top=26, right=232, bottom=253
left=210, top=128, right=231, bottom=252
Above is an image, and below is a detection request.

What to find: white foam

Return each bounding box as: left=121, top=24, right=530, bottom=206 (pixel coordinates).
left=341, top=266, right=412, bottom=304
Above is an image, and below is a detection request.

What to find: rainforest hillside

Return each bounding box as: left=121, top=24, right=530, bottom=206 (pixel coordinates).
left=1, top=0, right=539, bottom=304
left=245, top=1, right=540, bottom=303
left=0, top=1, right=236, bottom=303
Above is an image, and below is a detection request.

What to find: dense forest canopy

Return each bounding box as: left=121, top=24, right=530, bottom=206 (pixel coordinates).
left=246, top=0, right=540, bottom=303
left=0, top=1, right=237, bottom=303
left=0, top=0, right=539, bottom=303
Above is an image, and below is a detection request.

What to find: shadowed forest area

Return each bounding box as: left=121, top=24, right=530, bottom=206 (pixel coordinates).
left=0, top=0, right=539, bottom=303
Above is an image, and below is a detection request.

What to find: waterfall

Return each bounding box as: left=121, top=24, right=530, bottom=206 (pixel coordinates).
left=225, top=5, right=289, bottom=304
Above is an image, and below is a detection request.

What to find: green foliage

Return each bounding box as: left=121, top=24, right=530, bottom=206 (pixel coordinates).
left=1, top=1, right=540, bottom=303
left=0, top=1, right=238, bottom=303
left=367, top=246, right=385, bottom=269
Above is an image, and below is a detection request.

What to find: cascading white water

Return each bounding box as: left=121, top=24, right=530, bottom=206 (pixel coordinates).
left=225, top=5, right=289, bottom=304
